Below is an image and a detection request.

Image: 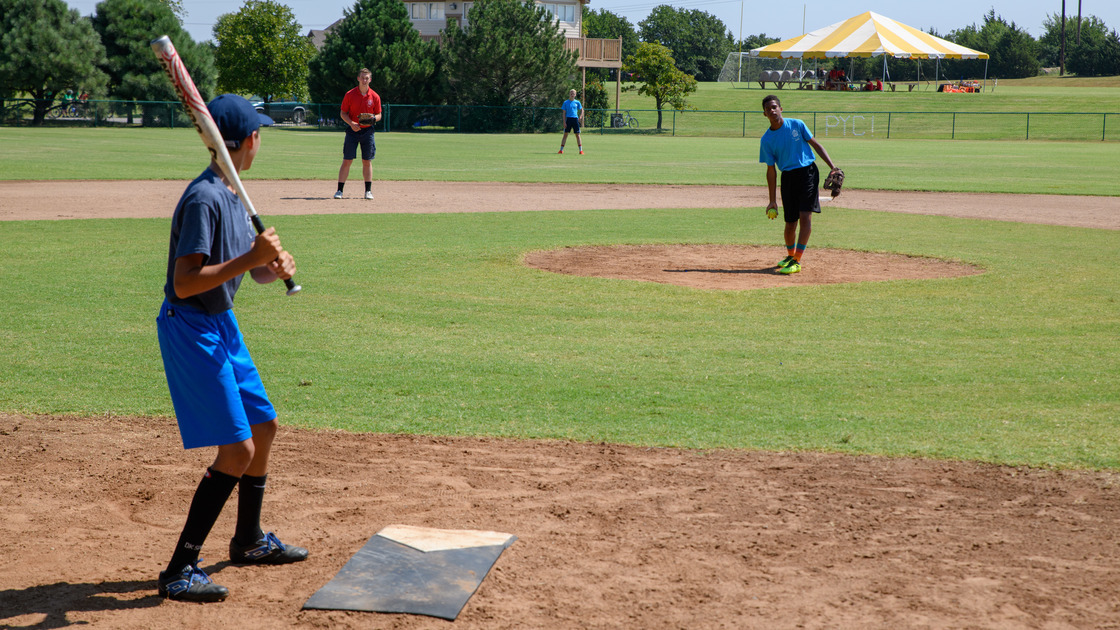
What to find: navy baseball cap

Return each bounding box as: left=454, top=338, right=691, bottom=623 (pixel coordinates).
left=208, top=93, right=260, bottom=149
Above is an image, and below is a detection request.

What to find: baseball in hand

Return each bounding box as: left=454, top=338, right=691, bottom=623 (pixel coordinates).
left=766, top=207, right=778, bottom=220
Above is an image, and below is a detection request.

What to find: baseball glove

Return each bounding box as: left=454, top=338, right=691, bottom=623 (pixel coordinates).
left=822, top=167, right=844, bottom=198
left=359, top=112, right=374, bottom=122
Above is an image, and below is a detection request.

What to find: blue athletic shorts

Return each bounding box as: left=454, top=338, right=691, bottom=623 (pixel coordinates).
left=343, top=126, right=375, bottom=161
left=157, top=300, right=276, bottom=449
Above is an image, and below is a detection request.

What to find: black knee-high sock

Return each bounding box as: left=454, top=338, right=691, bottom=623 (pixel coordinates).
left=166, top=468, right=239, bottom=574
left=234, top=473, right=267, bottom=546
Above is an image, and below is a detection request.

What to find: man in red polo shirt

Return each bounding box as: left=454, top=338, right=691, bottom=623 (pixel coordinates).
left=333, top=68, right=382, bottom=200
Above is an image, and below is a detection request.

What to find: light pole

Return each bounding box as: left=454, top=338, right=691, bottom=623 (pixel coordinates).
left=1060, top=0, right=1066, bottom=76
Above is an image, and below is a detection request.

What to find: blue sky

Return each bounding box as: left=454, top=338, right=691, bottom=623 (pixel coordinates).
left=65, top=0, right=1117, bottom=45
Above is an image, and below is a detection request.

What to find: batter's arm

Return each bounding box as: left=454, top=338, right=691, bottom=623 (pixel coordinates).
left=172, top=228, right=291, bottom=298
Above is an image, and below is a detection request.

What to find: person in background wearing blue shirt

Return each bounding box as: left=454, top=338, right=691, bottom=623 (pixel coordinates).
left=759, top=94, right=840, bottom=275
left=559, top=89, right=584, bottom=155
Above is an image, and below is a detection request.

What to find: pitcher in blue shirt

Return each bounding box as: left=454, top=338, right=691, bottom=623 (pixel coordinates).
left=759, top=94, right=840, bottom=275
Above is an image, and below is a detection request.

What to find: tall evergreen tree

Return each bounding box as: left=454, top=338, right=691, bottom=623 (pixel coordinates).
left=1040, top=14, right=1120, bottom=76
left=307, top=0, right=443, bottom=115
left=946, top=11, right=1039, bottom=79
left=213, top=0, right=316, bottom=102
left=0, top=0, right=109, bottom=125
left=442, top=0, right=576, bottom=131
left=91, top=0, right=214, bottom=124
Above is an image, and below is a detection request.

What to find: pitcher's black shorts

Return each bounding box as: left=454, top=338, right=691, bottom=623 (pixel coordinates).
left=780, top=162, right=820, bottom=223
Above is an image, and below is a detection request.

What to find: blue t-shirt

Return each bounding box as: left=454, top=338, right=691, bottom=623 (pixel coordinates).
left=562, top=98, right=582, bottom=118
left=164, top=168, right=255, bottom=314
left=759, top=118, right=816, bottom=172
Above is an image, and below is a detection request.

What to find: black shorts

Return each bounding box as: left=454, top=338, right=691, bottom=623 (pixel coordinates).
left=779, top=162, right=820, bottom=222
left=564, top=117, right=581, bottom=133
left=343, top=126, right=375, bottom=161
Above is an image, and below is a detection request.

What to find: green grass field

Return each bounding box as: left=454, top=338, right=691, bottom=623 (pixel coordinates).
left=1, top=208, right=1117, bottom=468
left=1, top=128, right=1117, bottom=196
left=1, top=85, right=1117, bottom=470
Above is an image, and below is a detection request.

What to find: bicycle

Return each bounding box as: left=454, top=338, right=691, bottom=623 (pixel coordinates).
left=45, top=101, right=87, bottom=119
left=610, top=110, right=639, bottom=129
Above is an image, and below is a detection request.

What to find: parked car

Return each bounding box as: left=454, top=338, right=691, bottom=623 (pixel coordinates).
left=251, top=99, right=313, bottom=125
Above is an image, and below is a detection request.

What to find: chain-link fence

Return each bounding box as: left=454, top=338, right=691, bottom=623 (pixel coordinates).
left=3, top=98, right=1116, bottom=141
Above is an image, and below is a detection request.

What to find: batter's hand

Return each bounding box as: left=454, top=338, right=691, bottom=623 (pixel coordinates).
left=765, top=203, right=778, bottom=220
left=267, top=250, right=296, bottom=280
left=249, top=227, right=284, bottom=267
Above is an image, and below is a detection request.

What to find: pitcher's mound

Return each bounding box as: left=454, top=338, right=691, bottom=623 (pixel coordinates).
left=525, top=244, right=981, bottom=290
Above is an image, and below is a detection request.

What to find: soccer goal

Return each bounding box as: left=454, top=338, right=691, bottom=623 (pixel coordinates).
left=718, top=53, right=814, bottom=86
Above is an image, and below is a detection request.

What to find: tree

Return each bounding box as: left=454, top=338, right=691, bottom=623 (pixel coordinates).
left=159, top=0, right=186, bottom=22
left=638, top=5, right=732, bottom=81
left=946, top=11, right=1039, bottom=79
left=442, top=0, right=577, bottom=131
left=1066, top=18, right=1120, bottom=76
left=0, top=0, right=109, bottom=125
left=737, top=33, right=780, bottom=52
left=623, top=41, right=696, bottom=131
left=213, top=0, right=316, bottom=104
left=307, top=0, right=443, bottom=124
left=91, top=0, right=214, bottom=125
left=1040, top=14, right=1120, bottom=76
left=572, top=76, right=608, bottom=127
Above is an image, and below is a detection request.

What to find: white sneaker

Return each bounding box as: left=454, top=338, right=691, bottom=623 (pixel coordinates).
left=333, top=190, right=343, bottom=199
left=364, top=190, right=374, bottom=200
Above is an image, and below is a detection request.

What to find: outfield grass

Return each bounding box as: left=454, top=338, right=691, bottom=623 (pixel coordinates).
left=2, top=89, right=1117, bottom=470
left=1, top=127, right=1117, bottom=196
left=0, top=208, right=1117, bottom=469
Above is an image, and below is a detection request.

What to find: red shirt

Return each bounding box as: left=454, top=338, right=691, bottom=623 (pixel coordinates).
left=341, top=86, right=382, bottom=128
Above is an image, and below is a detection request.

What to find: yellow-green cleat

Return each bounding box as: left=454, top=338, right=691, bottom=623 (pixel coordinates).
left=776, top=255, right=795, bottom=270
left=778, top=261, right=801, bottom=274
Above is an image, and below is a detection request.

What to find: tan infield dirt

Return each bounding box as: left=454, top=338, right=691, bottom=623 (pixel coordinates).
left=2, top=181, right=1119, bottom=629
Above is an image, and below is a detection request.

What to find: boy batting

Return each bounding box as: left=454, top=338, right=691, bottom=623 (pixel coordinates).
left=759, top=94, right=840, bottom=275
left=156, top=94, right=305, bottom=602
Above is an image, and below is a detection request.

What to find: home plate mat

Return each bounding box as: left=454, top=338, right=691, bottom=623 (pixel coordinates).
left=303, top=525, right=517, bottom=620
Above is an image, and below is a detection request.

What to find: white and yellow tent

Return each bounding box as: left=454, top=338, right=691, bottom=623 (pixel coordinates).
left=748, top=11, right=988, bottom=86
left=751, top=11, right=987, bottom=60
